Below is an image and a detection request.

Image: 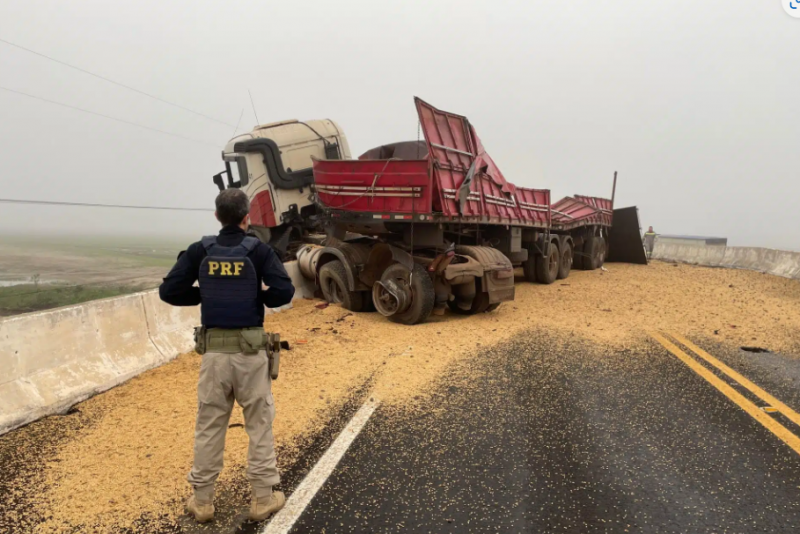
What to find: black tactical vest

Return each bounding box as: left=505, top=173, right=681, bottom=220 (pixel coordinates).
left=198, top=236, right=261, bottom=328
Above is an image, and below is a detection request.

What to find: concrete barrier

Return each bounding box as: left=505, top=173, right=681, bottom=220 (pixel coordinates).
left=653, top=242, right=800, bottom=280
left=652, top=242, right=727, bottom=267
left=0, top=293, right=172, bottom=435
left=0, top=261, right=313, bottom=435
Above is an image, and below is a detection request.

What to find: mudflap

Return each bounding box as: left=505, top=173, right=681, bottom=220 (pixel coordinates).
left=485, top=278, right=515, bottom=304
left=455, top=245, right=516, bottom=304
left=607, top=206, right=648, bottom=265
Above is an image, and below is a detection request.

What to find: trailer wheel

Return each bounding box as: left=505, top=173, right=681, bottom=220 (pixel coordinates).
left=376, top=263, right=434, bottom=325
left=557, top=241, right=572, bottom=280
left=522, top=253, right=537, bottom=283
left=583, top=237, right=605, bottom=270
left=572, top=241, right=585, bottom=270
left=535, top=244, right=559, bottom=284
left=319, top=260, right=364, bottom=311
left=598, top=237, right=607, bottom=268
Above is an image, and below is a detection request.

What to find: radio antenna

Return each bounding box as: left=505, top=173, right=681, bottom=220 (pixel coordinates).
left=248, top=89, right=260, bottom=125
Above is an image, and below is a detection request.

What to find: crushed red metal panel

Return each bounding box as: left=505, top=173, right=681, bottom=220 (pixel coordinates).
left=414, top=97, right=549, bottom=227
left=550, top=196, right=613, bottom=229
left=415, top=97, right=479, bottom=218
left=574, top=195, right=614, bottom=226
left=312, top=159, right=432, bottom=214
left=514, top=187, right=551, bottom=226
left=467, top=127, right=517, bottom=221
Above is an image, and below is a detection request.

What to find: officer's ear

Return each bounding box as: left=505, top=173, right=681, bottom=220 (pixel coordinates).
left=214, top=211, right=222, bottom=225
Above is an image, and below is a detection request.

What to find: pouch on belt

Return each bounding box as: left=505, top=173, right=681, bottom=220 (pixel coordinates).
left=193, top=326, right=281, bottom=380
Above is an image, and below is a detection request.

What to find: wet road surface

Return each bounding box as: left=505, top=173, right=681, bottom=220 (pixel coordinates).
left=281, top=331, right=800, bottom=533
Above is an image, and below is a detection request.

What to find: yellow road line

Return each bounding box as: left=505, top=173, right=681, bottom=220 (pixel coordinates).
left=650, top=332, right=800, bottom=456
left=667, top=332, right=800, bottom=429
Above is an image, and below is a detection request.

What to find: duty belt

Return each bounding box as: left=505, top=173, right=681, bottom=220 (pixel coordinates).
left=193, top=326, right=282, bottom=379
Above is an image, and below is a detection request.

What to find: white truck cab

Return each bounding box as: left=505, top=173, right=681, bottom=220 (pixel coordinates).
left=215, top=119, right=351, bottom=250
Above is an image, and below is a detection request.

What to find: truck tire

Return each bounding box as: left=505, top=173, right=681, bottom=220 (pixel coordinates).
left=319, top=260, right=364, bottom=311
left=522, top=253, right=537, bottom=283
left=583, top=237, right=605, bottom=270
left=535, top=243, right=559, bottom=284
left=381, top=263, right=435, bottom=325
left=557, top=241, right=572, bottom=280
left=572, top=241, right=585, bottom=270
left=598, top=237, right=607, bottom=268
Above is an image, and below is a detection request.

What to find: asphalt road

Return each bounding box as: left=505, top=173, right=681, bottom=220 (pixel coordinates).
left=282, top=331, right=800, bottom=533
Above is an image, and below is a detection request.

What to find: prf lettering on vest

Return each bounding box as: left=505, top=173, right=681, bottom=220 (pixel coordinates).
left=207, top=261, right=245, bottom=276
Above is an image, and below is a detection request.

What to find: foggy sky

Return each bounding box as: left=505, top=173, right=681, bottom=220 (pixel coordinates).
left=1, top=1, right=798, bottom=248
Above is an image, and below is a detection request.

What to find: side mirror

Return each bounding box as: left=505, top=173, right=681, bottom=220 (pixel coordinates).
left=212, top=172, right=225, bottom=192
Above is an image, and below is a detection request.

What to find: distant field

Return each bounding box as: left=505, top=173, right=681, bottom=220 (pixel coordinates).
left=0, top=234, right=192, bottom=316
left=0, top=284, right=145, bottom=316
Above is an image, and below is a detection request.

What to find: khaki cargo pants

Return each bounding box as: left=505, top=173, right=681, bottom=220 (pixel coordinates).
left=188, top=350, right=278, bottom=501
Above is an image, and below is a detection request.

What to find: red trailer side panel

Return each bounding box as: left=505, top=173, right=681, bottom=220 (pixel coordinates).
left=312, top=159, right=432, bottom=214
left=515, top=187, right=551, bottom=226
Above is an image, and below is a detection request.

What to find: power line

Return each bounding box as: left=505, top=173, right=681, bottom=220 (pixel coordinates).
left=0, top=85, right=219, bottom=147
left=0, top=198, right=212, bottom=212
left=0, top=37, right=236, bottom=128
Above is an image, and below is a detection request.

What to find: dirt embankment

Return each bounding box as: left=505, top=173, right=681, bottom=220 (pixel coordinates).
left=2, top=261, right=800, bottom=533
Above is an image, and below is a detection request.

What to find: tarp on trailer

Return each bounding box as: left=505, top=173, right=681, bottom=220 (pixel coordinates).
left=607, top=206, right=648, bottom=264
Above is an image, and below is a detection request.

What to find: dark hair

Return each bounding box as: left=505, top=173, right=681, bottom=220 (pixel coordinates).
left=215, top=189, right=250, bottom=226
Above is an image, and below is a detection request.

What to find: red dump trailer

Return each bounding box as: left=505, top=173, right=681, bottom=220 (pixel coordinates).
left=301, top=98, right=628, bottom=325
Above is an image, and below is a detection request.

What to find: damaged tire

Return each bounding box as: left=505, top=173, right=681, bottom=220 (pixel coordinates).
left=319, top=260, right=364, bottom=311
left=376, top=263, right=435, bottom=325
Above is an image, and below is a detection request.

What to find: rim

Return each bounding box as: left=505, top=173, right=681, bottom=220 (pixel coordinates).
left=373, top=273, right=412, bottom=316
left=549, top=250, right=559, bottom=273
left=374, top=284, right=400, bottom=315
left=563, top=250, right=572, bottom=270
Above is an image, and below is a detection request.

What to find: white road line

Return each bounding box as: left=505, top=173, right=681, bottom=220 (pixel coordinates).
left=260, top=398, right=380, bottom=534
